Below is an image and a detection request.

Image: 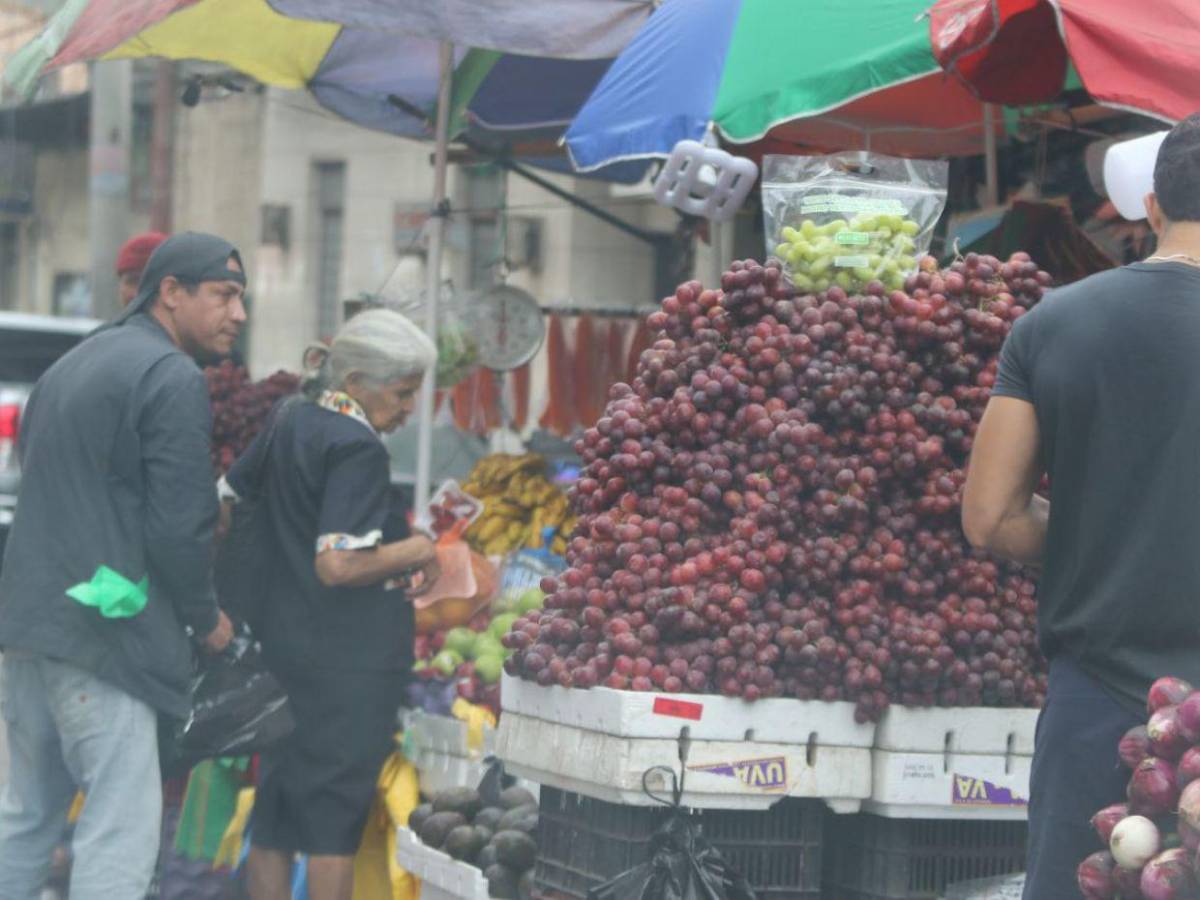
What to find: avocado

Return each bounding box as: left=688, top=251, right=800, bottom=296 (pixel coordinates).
left=497, top=804, right=537, bottom=832
left=518, top=869, right=535, bottom=900
left=407, top=802, right=434, bottom=835
left=498, top=786, right=537, bottom=810
left=492, top=830, right=537, bottom=872
left=485, top=863, right=520, bottom=899
left=473, top=824, right=494, bottom=847
left=476, top=843, right=500, bottom=871
left=433, top=786, right=483, bottom=821
left=474, top=806, right=506, bottom=831
left=419, top=811, right=467, bottom=849
left=444, top=824, right=486, bottom=862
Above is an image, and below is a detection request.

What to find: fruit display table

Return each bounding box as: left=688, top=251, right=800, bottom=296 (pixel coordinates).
left=495, top=674, right=874, bottom=812
left=867, top=706, right=1038, bottom=820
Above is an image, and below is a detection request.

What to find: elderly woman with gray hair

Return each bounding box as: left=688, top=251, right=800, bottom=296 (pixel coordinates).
left=223, top=309, right=439, bottom=900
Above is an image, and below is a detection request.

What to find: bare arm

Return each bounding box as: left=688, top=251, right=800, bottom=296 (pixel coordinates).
left=315, top=534, right=438, bottom=589
left=961, top=396, right=1048, bottom=566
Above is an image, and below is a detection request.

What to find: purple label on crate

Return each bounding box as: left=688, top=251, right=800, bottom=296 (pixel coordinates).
left=689, top=756, right=788, bottom=791
left=951, top=775, right=1027, bottom=807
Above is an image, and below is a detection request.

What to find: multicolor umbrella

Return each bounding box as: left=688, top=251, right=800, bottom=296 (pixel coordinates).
left=5, top=0, right=652, bottom=158
left=3, top=0, right=655, bottom=512
left=929, top=0, right=1198, bottom=122
left=565, top=0, right=1004, bottom=173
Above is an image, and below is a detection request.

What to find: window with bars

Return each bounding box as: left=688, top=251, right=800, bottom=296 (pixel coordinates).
left=314, top=161, right=346, bottom=340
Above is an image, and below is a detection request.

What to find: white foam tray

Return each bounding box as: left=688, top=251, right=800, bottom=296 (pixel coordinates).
left=866, top=749, right=1031, bottom=820
left=406, top=710, right=497, bottom=759
left=395, top=826, right=490, bottom=900
left=496, top=710, right=868, bottom=812
left=873, top=706, right=1039, bottom=756
left=499, top=673, right=875, bottom=747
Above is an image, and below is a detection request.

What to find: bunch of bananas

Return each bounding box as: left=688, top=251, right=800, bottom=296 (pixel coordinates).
left=462, top=454, right=575, bottom=557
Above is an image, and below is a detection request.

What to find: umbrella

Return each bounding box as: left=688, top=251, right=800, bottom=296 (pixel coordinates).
left=564, top=0, right=1006, bottom=172
left=929, top=0, right=1199, bottom=122
left=5, top=0, right=654, bottom=512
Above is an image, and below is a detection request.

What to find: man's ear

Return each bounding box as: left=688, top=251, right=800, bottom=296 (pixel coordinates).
left=1145, top=193, right=1167, bottom=236
left=157, top=276, right=184, bottom=312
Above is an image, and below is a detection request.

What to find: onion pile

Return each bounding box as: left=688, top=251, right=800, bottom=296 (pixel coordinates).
left=206, top=360, right=300, bottom=475
left=503, top=252, right=1050, bottom=722
left=1080, top=676, right=1200, bottom=898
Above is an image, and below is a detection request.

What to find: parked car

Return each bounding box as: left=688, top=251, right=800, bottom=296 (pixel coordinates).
left=0, top=311, right=102, bottom=561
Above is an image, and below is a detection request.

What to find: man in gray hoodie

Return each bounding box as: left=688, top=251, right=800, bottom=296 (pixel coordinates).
left=0, top=232, right=244, bottom=899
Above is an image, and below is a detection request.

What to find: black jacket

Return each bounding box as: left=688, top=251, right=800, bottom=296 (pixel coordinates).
left=0, top=313, right=219, bottom=716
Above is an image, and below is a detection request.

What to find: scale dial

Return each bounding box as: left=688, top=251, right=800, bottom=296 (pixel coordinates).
left=469, top=285, right=545, bottom=371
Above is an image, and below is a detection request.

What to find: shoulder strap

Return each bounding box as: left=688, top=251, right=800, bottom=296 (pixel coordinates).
left=249, top=394, right=301, bottom=487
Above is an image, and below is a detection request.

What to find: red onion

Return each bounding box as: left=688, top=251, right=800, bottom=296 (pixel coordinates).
left=1128, top=759, right=1179, bottom=817
left=1179, top=817, right=1200, bottom=852
left=1111, top=814, right=1163, bottom=869
left=1148, top=706, right=1191, bottom=761
left=1121, top=725, right=1154, bottom=770
left=1114, top=864, right=1146, bottom=899
left=1077, top=850, right=1118, bottom=899
left=1139, top=848, right=1197, bottom=899
left=1177, top=747, right=1200, bottom=792
left=1176, top=691, right=1200, bottom=742
left=1148, top=677, right=1194, bottom=716
left=1177, top=779, right=1200, bottom=837
left=1091, top=803, right=1129, bottom=845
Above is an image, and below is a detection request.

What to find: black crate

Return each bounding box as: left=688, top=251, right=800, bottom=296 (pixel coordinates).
left=823, top=814, right=1027, bottom=900
left=533, top=786, right=823, bottom=899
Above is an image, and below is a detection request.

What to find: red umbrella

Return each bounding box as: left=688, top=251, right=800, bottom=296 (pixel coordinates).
left=930, top=0, right=1199, bottom=122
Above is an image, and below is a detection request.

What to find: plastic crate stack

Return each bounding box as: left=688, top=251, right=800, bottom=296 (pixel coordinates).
left=493, top=675, right=1038, bottom=900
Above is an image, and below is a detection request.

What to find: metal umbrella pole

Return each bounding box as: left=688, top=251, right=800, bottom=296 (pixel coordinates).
left=415, top=41, right=453, bottom=516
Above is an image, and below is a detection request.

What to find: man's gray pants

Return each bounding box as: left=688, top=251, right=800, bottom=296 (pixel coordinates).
left=0, top=654, right=161, bottom=900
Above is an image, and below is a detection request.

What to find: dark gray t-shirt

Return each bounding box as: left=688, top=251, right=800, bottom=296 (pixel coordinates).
left=994, top=261, right=1200, bottom=712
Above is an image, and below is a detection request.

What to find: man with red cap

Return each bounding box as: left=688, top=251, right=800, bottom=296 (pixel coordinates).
left=116, top=231, right=168, bottom=307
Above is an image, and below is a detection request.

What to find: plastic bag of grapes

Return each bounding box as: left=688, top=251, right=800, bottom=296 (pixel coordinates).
left=762, top=151, right=948, bottom=295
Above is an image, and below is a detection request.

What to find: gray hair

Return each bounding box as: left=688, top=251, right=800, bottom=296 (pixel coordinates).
left=302, top=308, right=437, bottom=399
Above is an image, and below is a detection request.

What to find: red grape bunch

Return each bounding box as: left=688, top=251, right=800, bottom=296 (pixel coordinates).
left=504, top=252, right=1052, bottom=722
left=206, top=359, right=300, bottom=475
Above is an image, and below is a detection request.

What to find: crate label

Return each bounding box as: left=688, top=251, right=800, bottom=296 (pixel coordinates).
left=652, top=697, right=703, bottom=721
left=900, top=760, right=938, bottom=782
left=689, top=756, right=788, bottom=791
left=952, top=774, right=1027, bottom=807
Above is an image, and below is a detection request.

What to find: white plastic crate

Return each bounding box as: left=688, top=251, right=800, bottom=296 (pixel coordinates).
left=867, top=706, right=1038, bottom=820
left=496, top=709, right=870, bottom=813
left=395, top=826, right=490, bottom=900
left=499, top=673, right=875, bottom=746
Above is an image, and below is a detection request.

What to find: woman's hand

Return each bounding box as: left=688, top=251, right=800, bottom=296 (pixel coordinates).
left=408, top=556, right=442, bottom=597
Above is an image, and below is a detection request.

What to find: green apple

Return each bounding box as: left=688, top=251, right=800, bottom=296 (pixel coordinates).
left=517, top=588, right=545, bottom=615
left=443, top=627, right=477, bottom=660
left=431, top=649, right=463, bottom=677
left=471, top=634, right=505, bottom=661
left=489, top=613, right=519, bottom=641
left=474, top=654, right=504, bottom=685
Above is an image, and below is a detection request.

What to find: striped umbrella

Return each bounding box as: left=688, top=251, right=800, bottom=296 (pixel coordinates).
left=4, top=0, right=655, bottom=510
left=5, top=0, right=652, bottom=167
left=565, top=0, right=1005, bottom=173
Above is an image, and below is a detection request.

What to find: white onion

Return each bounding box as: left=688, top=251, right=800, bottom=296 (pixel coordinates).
left=1110, top=815, right=1162, bottom=870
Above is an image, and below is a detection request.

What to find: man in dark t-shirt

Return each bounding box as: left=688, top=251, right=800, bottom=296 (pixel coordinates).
left=963, top=115, right=1200, bottom=898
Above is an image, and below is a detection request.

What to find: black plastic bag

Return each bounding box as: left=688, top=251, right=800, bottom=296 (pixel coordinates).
left=588, top=768, right=757, bottom=900
left=172, top=628, right=295, bottom=766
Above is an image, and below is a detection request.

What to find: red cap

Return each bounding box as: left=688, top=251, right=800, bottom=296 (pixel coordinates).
left=115, top=231, right=169, bottom=276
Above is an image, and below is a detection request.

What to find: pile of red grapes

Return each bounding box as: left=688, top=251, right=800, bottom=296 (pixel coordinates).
left=503, top=252, right=1053, bottom=722
left=206, top=360, right=299, bottom=475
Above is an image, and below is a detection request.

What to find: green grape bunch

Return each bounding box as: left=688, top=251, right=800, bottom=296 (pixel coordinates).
left=775, top=213, right=922, bottom=294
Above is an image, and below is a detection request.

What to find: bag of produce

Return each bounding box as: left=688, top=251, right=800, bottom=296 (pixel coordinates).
left=762, top=151, right=949, bottom=295
left=392, top=285, right=479, bottom=389
left=170, top=626, right=295, bottom=767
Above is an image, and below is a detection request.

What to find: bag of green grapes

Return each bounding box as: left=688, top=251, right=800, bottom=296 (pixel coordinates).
left=762, top=152, right=949, bottom=295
